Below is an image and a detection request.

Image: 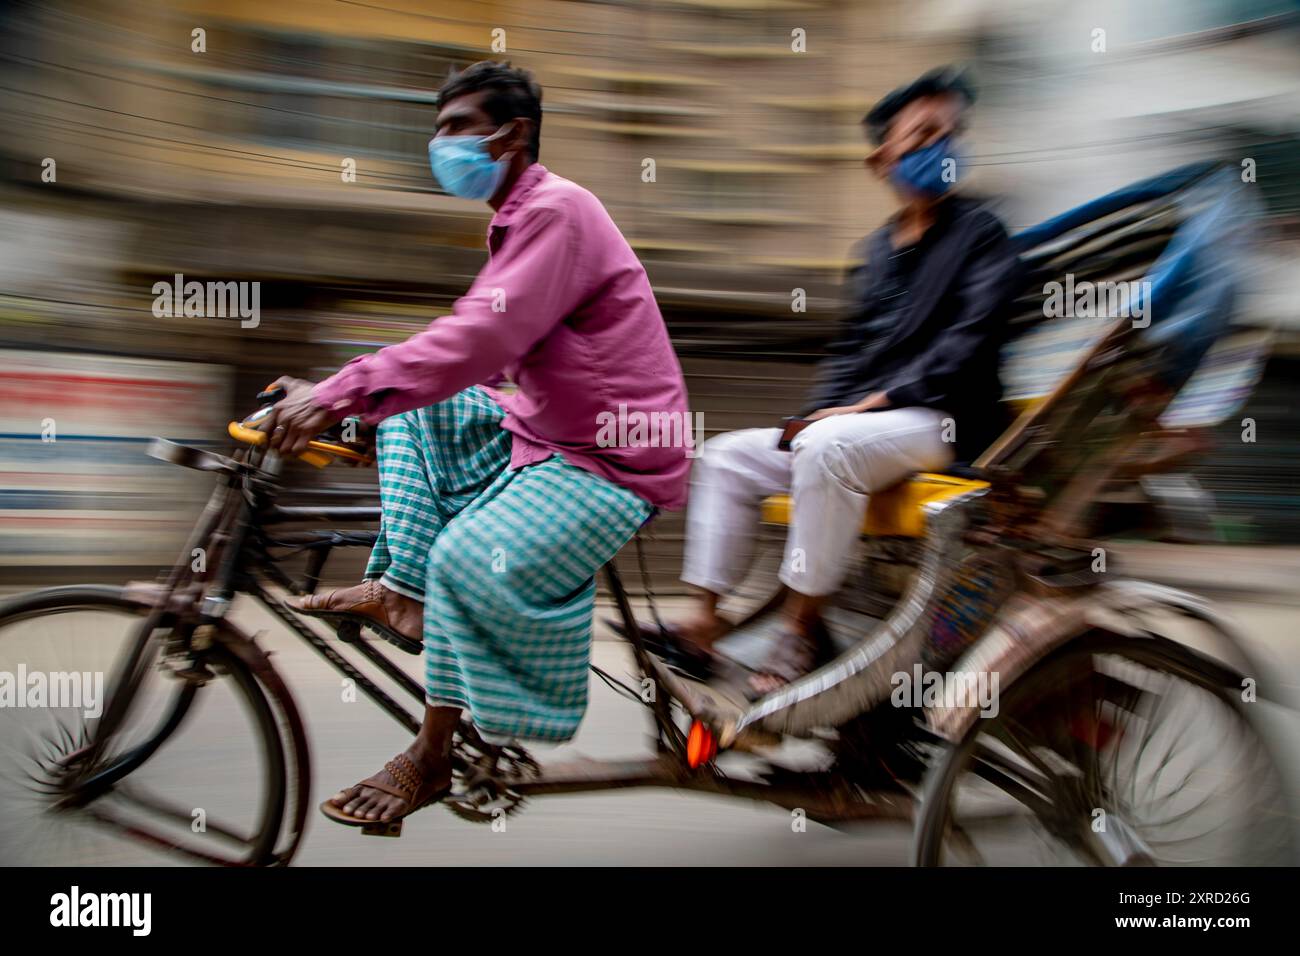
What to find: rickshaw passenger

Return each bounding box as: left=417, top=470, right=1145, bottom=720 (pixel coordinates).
left=657, top=67, right=1022, bottom=697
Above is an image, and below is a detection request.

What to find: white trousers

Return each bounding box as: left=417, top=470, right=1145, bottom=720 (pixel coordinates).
left=682, top=407, right=954, bottom=598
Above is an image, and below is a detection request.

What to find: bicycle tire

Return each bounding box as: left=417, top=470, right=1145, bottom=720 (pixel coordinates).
left=913, top=630, right=1296, bottom=866
left=0, top=586, right=289, bottom=866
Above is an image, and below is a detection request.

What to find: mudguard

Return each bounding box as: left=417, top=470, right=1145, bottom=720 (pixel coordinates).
left=924, top=577, right=1265, bottom=743
left=210, top=623, right=313, bottom=866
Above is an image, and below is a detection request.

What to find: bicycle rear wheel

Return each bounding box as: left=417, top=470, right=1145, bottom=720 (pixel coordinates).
left=0, top=586, right=288, bottom=865
left=914, top=632, right=1296, bottom=865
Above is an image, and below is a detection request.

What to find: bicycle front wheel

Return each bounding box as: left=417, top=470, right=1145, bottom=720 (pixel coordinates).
left=0, top=586, right=288, bottom=866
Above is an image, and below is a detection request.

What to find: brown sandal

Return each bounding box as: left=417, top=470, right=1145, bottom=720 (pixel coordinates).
left=319, top=753, right=451, bottom=836
left=291, top=580, right=422, bottom=651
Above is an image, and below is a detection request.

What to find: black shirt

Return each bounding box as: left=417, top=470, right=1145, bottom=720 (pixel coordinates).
left=832, top=239, right=921, bottom=402
left=801, top=197, right=1022, bottom=461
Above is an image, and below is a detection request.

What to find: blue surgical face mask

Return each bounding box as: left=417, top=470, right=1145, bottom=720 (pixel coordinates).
left=427, top=127, right=511, bottom=200
left=890, top=135, right=962, bottom=197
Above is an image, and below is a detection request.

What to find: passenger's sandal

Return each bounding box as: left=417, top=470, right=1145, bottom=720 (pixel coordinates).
left=319, top=753, right=451, bottom=836
left=743, top=621, right=834, bottom=702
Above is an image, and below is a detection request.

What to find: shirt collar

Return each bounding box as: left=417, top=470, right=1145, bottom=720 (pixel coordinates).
left=879, top=194, right=962, bottom=257
left=489, top=163, right=548, bottom=230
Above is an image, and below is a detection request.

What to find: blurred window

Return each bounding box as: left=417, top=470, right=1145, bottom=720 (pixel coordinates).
left=175, top=24, right=473, bottom=190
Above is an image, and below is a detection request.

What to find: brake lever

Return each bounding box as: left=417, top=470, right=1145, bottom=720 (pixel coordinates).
left=241, top=384, right=287, bottom=429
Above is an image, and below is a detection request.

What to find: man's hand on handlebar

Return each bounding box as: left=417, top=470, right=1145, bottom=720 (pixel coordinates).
left=260, top=376, right=344, bottom=458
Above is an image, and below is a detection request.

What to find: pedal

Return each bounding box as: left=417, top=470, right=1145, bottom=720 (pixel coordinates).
left=169, top=664, right=214, bottom=687
left=361, top=819, right=403, bottom=837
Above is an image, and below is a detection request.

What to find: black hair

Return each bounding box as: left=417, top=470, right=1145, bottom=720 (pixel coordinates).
left=863, top=65, right=975, bottom=146
left=437, top=60, right=542, bottom=160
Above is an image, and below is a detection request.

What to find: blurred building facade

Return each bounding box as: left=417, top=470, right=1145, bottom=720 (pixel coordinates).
left=0, top=0, right=963, bottom=358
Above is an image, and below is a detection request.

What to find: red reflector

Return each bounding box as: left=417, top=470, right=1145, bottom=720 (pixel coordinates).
left=1069, top=713, right=1118, bottom=750
left=686, top=721, right=717, bottom=768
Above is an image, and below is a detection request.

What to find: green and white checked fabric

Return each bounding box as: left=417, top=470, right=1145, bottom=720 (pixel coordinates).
left=365, top=387, right=653, bottom=742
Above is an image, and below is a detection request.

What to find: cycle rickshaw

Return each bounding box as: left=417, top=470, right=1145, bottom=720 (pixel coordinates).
left=1, top=161, right=1292, bottom=866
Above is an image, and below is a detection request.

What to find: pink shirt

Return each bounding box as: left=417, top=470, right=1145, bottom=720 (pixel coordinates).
left=312, top=164, right=691, bottom=510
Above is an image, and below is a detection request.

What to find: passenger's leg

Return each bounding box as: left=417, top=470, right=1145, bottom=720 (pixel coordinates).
left=678, top=427, right=791, bottom=644
left=749, top=407, right=955, bottom=694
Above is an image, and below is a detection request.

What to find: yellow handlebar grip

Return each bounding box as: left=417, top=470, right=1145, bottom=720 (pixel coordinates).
left=228, top=421, right=267, bottom=446
left=227, top=421, right=337, bottom=468
left=303, top=440, right=373, bottom=464
left=298, top=450, right=333, bottom=468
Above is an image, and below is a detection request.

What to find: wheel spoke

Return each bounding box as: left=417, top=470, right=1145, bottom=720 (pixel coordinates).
left=0, top=594, right=288, bottom=866
left=917, top=637, right=1294, bottom=866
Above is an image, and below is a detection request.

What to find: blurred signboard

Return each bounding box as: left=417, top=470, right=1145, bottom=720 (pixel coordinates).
left=0, top=350, right=230, bottom=568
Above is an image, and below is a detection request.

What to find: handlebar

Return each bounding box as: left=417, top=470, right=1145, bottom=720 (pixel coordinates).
left=228, top=383, right=374, bottom=468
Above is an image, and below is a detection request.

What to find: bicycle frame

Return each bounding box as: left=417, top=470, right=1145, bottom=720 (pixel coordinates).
left=66, top=435, right=908, bottom=841
left=34, top=388, right=1261, bottom=867
left=230, top=450, right=913, bottom=822
left=60, top=396, right=1268, bottom=863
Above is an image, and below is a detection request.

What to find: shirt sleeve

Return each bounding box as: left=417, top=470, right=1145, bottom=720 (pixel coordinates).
left=312, top=203, right=584, bottom=423
left=882, top=216, right=1020, bottom=411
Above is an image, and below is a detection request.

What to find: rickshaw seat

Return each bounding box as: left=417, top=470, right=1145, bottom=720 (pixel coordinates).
left=760, top=471, right=990, bottom=539
left=758, top=394, right=1035, bottom=539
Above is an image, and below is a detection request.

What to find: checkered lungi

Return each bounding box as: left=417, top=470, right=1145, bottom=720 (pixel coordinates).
left=364, top=387, right=652, bottom=742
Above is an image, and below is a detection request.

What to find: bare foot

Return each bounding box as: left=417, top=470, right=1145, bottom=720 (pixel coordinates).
left=292, top=579, right=422, bottom=641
